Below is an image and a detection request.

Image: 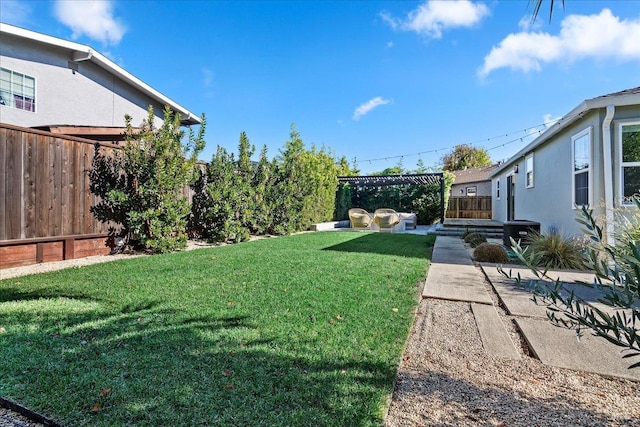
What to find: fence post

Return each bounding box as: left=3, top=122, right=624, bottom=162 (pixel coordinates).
left=439, top=173, right=445, bottom=224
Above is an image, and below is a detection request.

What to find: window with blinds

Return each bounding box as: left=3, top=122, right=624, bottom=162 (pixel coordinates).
left=0, top=67, right=36, bottom=112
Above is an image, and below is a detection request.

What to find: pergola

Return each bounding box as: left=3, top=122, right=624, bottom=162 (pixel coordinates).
left=337, top=173, right=445, bottom=223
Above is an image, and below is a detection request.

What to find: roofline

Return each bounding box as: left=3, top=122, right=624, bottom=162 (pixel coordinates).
left=0, top=23, right=202, bottom=126
left=489, top=89, right=640, bottom=178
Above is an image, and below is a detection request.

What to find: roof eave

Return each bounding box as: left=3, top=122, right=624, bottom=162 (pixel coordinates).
left=490, top=90, right=640, bottom=179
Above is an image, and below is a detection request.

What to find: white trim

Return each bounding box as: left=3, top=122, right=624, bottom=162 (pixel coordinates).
left=525, top=153, right=534, bottom=188
left=602, top=105, right=615, bottom=247
left=495, top=178, right=501, bottom=200
left=571, top=127, right=592, bottom=209
left=617, top=119, right=640, bottom=207
left=0, top=66, right=36, bottom=113
left=0, top=22, right=201, bottom=125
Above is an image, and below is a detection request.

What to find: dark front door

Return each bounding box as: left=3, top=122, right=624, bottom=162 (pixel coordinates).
left=507, top=174, right=515, bottom=221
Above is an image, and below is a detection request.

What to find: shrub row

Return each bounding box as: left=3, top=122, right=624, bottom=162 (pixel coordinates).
left=190, top=126, right=353, bottom=242
left=91, top=113, right=357, bottom=251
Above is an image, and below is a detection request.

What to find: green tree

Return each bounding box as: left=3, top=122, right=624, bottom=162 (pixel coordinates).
left=191, top=132, right=256, bottom=243
left=249, top=145, right=273, bottom=235
left=89, top=106, right=206, bottom=252
left=373, top=165, right=405, bottom=176
left=441, top=144, right=491, bottom=171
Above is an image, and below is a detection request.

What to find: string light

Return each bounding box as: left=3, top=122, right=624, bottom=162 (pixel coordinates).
left=355, top=114, right=574, bottom=165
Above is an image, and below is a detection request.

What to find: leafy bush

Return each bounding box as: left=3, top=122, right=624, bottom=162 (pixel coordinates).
left=191, top=125, right=346, bottom=242
left=526, top=230, right=586, bottom=270
left=463, top=232, right=482, bottom=243
left=464, top=232, right=487, bottom=248
left=90, top=106, right=205, bottom=253
left=474, top=243, right=509, bottom=263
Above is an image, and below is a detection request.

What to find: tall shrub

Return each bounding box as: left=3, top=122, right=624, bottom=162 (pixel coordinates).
left=190, top=133, right=255, bottom=243
left=249, top=145, right=273, bottom=235
left=89, top=106, right=205, bottom=252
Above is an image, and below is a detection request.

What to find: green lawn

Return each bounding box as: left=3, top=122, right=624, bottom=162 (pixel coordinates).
left=0, top=232, right=434, bottom=426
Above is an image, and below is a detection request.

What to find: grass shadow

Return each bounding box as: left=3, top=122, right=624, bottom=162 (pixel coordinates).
left=388, top=370, right=634, bottom=426
left=1, top=303, right=394, bottom=426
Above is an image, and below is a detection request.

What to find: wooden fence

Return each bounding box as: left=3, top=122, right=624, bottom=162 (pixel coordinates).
left=0, top=123, right=118, bottom=268
left=446, top=196, right=492, bottom=219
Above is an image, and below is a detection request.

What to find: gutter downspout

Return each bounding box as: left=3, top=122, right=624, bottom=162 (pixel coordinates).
left=72, top=49, right=92, bottom=62
left=602, top=105, right=615, bottom=247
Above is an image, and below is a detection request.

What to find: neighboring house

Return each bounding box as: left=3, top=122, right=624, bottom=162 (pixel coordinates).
left=0, top=23, right=203, bottom=268
left=450, top=164, right=499, bottom=197
left=0, top=22, right=201, bottom=141
left=490, top=87, right=640, bottom=241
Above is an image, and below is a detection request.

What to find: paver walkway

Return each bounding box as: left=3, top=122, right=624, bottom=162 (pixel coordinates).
left=482, top=266, right=640, bottom=382
left=423, top=236, right=520, bottom=360
left=423, top=235, right=640, bottom=381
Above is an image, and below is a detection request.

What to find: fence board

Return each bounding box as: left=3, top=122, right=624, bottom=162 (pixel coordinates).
left=72, top=142, right=83, bottom=235
left=446, top=196, right=492, bottom=219
left=0, top=128, right=6, bottom=240
left=24, top=132, right=37, bottom=238
left=83, top=143, right=93, bottom=233
left=49, top=137, right=61, bottom=235
left=35, top=133, right=49, bottom=236
left=6, top=129, right=23, bottom=239
left=61, top=140, right=72, bottom=236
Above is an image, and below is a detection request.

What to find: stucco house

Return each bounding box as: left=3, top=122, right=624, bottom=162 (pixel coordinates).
left=0, top=22, right=201, bottom=140
left=0, top=23, right=203, bottom=268
left=450, top=164, right=499, bottom=197
left=489, top=87, right=640, bottom=243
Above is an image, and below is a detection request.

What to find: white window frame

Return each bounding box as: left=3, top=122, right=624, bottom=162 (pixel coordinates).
left=466, top=186, right=477, bottom=196
left=618, top=120, right=640, bottom=207
left=496, top=179, right=500, bottom=200
left=571, top=127, right=592, bottom=209
left=0, top=67, right=36, bottom=112
left=525, top=153, right=534, bottom=188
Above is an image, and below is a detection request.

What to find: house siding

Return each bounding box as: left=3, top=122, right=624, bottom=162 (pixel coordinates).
left=450, top=180, right=492, bottom=197
left=493, top=102, right=640, bottom=237
left=0, top=33, right=166, bottom=128
left=493, top=111, right=603, bottom=236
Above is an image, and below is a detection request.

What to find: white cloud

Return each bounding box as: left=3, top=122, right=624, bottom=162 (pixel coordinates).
left=54, top=0, right=126, bottom=45
left=479, top=9, right=640, bottom=77
left=518, top=15, right=543, bottom=32
left=0, top=0, right=32, bottom=26
left=353, top=97, right=390, bottom=121
left=202, top=68, right=214, bottom=88
left=382, top=0, right=490, bottom=39
left=542, top=113, right=561, bottom=127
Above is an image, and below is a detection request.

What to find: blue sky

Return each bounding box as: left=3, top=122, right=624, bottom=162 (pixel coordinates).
left=2, top=0, right=639, bottom=174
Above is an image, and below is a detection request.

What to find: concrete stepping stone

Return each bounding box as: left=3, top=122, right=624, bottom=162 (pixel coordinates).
left=472, top=303, right=521, bottom=360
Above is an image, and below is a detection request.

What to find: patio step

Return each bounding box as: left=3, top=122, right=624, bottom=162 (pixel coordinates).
left=430, top=225, right=503, bottom=239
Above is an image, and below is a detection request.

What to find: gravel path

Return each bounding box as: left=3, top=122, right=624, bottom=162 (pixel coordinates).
left=385, top=293, right=640, bottom=426
left=2, top=238, right=639, bottom=426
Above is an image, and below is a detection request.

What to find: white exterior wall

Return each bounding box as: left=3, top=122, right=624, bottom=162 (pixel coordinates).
left=493, top=103, right=640, bottom=237
left=0, top=33, right=166, bottom=128
left=450, top=180, right=492, bottom=197
left=492, top=111, right=605, bottom=236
